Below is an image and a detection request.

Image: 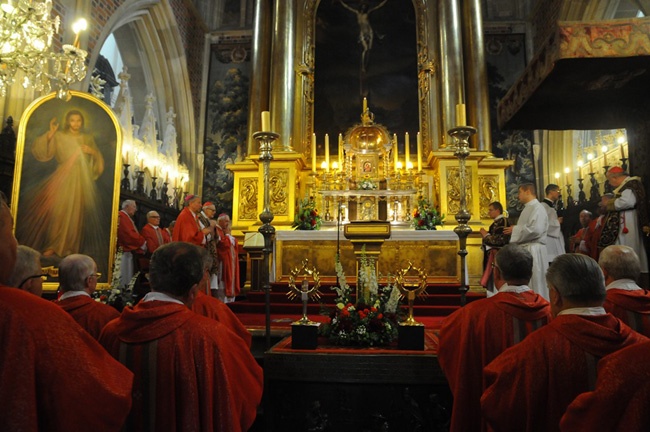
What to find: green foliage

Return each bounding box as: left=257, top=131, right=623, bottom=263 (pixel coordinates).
left=293, top=198, right=322, bottom=230
left=411, top=198, right=444, bottom=230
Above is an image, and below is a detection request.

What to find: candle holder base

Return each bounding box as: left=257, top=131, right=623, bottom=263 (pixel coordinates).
left=398, top=323, right=424, bottom=351
left=291, top=322, right=320, bottom=350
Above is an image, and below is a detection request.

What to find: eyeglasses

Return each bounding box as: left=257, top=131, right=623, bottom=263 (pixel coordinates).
left=18, top=273, right=47, bottom=288
left=86, top=273, right=101, bottom=280
left=150, top=216, right=160, bottom=219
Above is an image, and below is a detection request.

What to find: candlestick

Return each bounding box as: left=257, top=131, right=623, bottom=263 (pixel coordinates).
left=325, top=134, right=330, bottom=172
left=363, top=97, right=368, bottom=113
left=153, top=166, right=157, bottom=177
left=405, top=132, right=410, bottom=166
left=261, top=111, right=270, bottom=132
left=393, top=134, right=398, bottom=171
left=564, top=167, right=570, bottom=185
left=338, top=133, right=343, bottom=172
left=602, top=145, right=608, bottom=166
left=455, top=103, right=466, bottom=126
left=417, top=132, right=422, bottom=172
left=620, top=144, right=625, bottom=159
left=589, top=159, right=594, bottom=173
left=311, top=133, right=317, bottom=174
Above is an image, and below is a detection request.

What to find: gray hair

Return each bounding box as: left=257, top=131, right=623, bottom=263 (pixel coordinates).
left=546, top=254, right=606, bottom=304
left=198, top=247, right=213, bottom=272
left=59, top=254, right=96, bottom=292
left=122, top=199, right=136, bottom=210
left=599, top=245, right=640, bottom=282
left=495, top=244, right=533, bottom=282
left=7, top=246, right=41, bottom=288
left=147, top=210, right=160, bottom=219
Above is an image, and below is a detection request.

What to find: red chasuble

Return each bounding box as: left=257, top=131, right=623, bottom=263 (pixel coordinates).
left=604, top=288, right=650, bottom=337
left=481, top=314, right=648, bottom=432
left=0, top=287, right=133, bottom=431
left=118, top=210, right=146, bottom=253
left=99, top=300, right=263, bottom=432
left=54, top=294, right=120, bottom=340
left=438, top=290, right=552, bottom=432
left=172, top=207, right=205, bottom=246
left=560, top=340, right=650, bottom=432
left=191, top=290, right=252, bottom=347
left=140, top=223, right=171, bottom=254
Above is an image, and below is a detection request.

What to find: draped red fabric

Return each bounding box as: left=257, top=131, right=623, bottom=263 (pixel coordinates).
left=560, top=340, right=650, bottom=431
left=481, top=314, right=648, bottom=432
left=192, top=290, right=252, bottom=347
left=118, top=211, right=146, bottom=253
left=438, top=291, right=552, bottom=432
left=54, top=294, right=120, bottom=340
left=140, top=224, right=171, bottom=254
left=604, top=289, right=650, bottom=337
left=99, top=300, right=263, bottom=432
left=0, top=286, right=132, bottom=431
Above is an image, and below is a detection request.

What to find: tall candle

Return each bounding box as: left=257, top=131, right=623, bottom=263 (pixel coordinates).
left=417, top=132, right=422, bottom=172
left=564, top=167, right=570, bottom=185
left=405, top=132, right=410, bottom=166
left=261, top=111, right=270, bottom=132
left=325, top=134, right=330, bottom=172
left=338, top=133, right=343, bottom=172
left=602, top=145, right=608, bottom=166
left=621, top=144, right=625, bottom=159
left=589, top=159, right=594, bottom=173
left=311, top=133, right=317, bottom=173
left=153, top=165, right=157, bottom=177
left=393, top=134, right=398, bottom=171
left=363, top=97, right=368, bottom=113
left=456, top=103, right=466, bottom=126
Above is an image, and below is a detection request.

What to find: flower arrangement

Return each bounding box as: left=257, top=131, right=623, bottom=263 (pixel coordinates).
left=91, top=247, right=137, bottom=311
left=412, top=198, right=444, bottom=230
left=320, top=252, right=401, bottom=346
left=358, top=177, right=378, bottom=190
left=293, top=198, right=322, bottom=230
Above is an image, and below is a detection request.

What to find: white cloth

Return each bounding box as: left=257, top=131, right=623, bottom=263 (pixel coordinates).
left=498, top=283, right=532, bottom=294
left=613, top=183, right=649, bottom=272
left=142, top=291, right=184, bottom=305
left=511, top=199, right=550, bottom=300
left=557, top=306, right=607, bottom=316
left=605, top=279, right=642, bottom=291
left=59, top=290, right=91, bottom=300
left=121, top=251, right=134, bottom=287
left=543, top=200, right=565, bottom=261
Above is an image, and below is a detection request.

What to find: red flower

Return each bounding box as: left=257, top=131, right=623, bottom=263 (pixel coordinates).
left=311, top=219, right=317, bottom=226
left=377, top=313, right=383, bottom=319
left=311, top=210, right=317, bottom=217
left=623, top=227, right=629, bottom=234
left=370, top=307, right=377, bottom=313
left=418, top=219, right=425, bottom=226
left=414, top=211, right=420, bottom=218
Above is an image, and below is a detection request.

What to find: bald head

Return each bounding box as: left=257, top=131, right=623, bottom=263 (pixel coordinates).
left=599, top=245, right=640, bottom=282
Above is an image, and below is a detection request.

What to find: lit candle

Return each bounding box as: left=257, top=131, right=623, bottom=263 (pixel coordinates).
left=406, top=161, right=414, bottom=171
left=325, top=134, right=330, bottom=172
left=601, top=145, right=608, bottom=166
left=393, top=134, right=398, bottom=171
left=554, top=172, right=560, bottom=182
left=564, top=167, right=570, bottom=185
left=332, top=161, right=339, bottom=171
left=140, top=157, right=144, bottom=171
left=261, top=111, right=270, bottom=132
left=153, top=165, right=157, bottom=177
left=620, top=144, right=626, bottom=159
left=456, top=103, right=466, bottom=126
left=417, top=132, right=422, bottom=172
left=363, top=97, right=368, bottom=113
left=589, top=159, right=594, bottom=173
left=396, top=161, right=403, bottom=172
left=338, top=133, right=344, bottom=172
left=405, top=132, right=410, bottom=166
left=312, top=133, right=317, bottom=173
left=577, top=160, right=584, bottom=178
left=166, top=172, right=169, bottom=183
left=124, top=151, right=129, bottom=164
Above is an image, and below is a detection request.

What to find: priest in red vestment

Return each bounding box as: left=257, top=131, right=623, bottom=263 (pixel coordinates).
left=6, top=245, right=44, bottom=296
left=172, top=194, right=212, bottom=246
left=193, top=248, right=252, bottom=346
left=54, top=254, right=119, bottom=340
left=99, top=242, right=263, bottom=431
left=118, top=199, right=147, bottom=286
left=140, top=210, right=171, bottom=254
left=216, top=213, right=240, bottom=302
left=0, top=192, right=133, bottom=431
left=569, top=209, right=592, bottom=253
left=599, top=245, right=650, bottom=336
left=560, top=340, right=650, bottom=432
left=439, top=244, right=551, bottom=432
left=481, top=253, right=648, bottom=432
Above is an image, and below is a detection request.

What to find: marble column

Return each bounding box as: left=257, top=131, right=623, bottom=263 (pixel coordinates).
left=439, top=0, right=465, bottom=148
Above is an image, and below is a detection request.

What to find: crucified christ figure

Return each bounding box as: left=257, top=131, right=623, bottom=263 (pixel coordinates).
left=339, top=0, right=388, bottom=76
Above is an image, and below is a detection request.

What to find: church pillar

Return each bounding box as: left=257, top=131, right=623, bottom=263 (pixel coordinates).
left=439, top=0, right=465, bottom=148
left=462, top=0, right=491, bottom=152
left=247, top=0, right=273, bottom=156
left=270, top=0, right=297, bottom=152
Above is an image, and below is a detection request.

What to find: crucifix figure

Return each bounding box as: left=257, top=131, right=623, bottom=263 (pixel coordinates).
left=339, top=0, right=388, bottom=94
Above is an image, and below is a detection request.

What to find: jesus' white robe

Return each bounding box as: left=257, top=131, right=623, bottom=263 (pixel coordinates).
left=510, top=198, right=550, bottom=300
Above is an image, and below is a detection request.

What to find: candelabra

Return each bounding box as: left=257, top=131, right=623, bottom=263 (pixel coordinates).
left=566, top=184, right=575, bottom=208
left=149, top=177, right=158, bottom=201
left=135, top=170, right=145, bottom=195
left=161, top=182, right=169, bottom=206
left=588, top=172, right=600, bottom=203
left=121, top=164, right=131, bottom=190
left=448, top=124, right=476, bottom=306
left=577, top=178, right=587, bottom=204
left=603, top=166, right=613, bottom=194
left=254, top=129, right=279, bottom=351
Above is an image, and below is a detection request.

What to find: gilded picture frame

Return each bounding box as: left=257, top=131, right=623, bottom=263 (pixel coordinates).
left=11, top=91, right=122, bottom=292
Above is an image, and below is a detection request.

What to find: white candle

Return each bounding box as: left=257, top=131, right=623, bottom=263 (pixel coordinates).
left=620, top=144, right=625, bottom=159
left=261, top=111, right=270, bottom=132
left=602, top=145, right=608, bottom=166
left=311, top=133, right=317, bottom=173
left=405, top=132, right=410, bottom=166
left=363, top=97, right=368, bottom=113
left=417, top=132, right=422, bottom=172
left=393, top=134, right=398, bottom=171
left=338, top=133, right=343, bottom=172
left=456, top=103, right=466, bottom=126
left=325, top=134, right=330, bottom=172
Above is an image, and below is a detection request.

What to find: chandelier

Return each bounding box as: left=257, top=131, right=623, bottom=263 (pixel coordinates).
left=0, top=0, right=88, bottom=100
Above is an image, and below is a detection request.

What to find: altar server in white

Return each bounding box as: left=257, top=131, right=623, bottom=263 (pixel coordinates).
left=542, top=184, right=566, bottom=263
left=503, top=183, right=550, bottom=299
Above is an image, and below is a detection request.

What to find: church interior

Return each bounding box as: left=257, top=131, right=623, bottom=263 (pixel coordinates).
left=2, top=0, right=650, bottom=430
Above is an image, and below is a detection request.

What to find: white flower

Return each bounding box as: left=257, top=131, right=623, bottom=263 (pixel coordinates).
left=356, top=326, right=367, bottom=335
